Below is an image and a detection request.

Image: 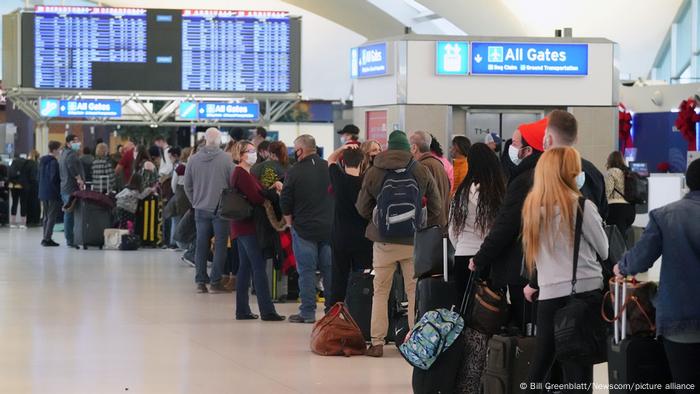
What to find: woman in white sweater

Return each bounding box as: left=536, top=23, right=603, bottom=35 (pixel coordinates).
left=448, top=142, right=506, bottom=394
left=521, top=147, right=608, bottom=393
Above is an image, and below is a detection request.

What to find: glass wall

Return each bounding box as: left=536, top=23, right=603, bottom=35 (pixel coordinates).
left=650, top=0, right=699, bottom=84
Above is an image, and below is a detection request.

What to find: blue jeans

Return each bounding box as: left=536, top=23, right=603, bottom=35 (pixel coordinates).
left=291, top=229, right=332, bottom=320
left=194, top=209, right=230, bottom=285
left=236, top=234, right=276, bottom=317
left=61, top=193, right=74, bottom=246
left=170, top=216, right=181, bottom=247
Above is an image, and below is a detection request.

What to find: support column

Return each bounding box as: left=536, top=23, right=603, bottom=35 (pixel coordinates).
left=34, top=123, right=49, bottom=155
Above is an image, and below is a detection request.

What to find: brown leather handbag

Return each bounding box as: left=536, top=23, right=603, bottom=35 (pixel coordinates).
left=310, top=303, right=367, bottom=357
left=602, top=277, right=658, bottom=336
left=468, top=280, right=510, bottom=335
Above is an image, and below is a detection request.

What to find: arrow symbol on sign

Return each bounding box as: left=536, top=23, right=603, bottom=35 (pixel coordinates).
left=199, top=108, right=205, bottom=113
left=474, top=54, right=483, bottom=64
left=60, top=106, right=66, bottom=111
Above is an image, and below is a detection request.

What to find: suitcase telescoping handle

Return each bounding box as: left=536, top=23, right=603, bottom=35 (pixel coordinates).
left=612, top=277, right=628, bottom=345
left=443, top=238, right=448, bottom=283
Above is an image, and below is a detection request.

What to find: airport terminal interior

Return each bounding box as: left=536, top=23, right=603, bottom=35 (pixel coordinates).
left=1, top=0, right=700, bottom=393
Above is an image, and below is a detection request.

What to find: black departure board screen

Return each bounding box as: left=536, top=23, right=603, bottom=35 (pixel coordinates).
left=21, top=7, right=301, bottom=92
left=33, top=6, right=147, bottom=89
left=182, top=10, right=292, bottom=92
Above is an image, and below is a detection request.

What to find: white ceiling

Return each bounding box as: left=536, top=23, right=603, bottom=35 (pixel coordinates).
left=417, top=0, right=684, bottom=79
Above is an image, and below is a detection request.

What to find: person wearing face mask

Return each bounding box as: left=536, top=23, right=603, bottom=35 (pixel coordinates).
left=338, top=124, right=361, bottom=146
left=521, top=147, right=608, bottom=391
left=468, top=118, right=546, bottom=329
left=59, top=134, right=86, bottom=248
left=542, top=110, right=608, bottom=218
left=229, top=141, right=286, bottom=321
left=279, top=135, right=333, bottom=324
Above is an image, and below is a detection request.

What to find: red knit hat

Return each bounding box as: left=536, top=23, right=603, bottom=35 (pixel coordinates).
left=518, top=118, right=548, bottom=152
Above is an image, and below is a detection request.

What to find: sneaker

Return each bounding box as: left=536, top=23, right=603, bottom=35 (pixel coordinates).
left=47, top=240, right=60, bottom=247
left=41, top=240, right=50, bottom=247
left=288, top=314, right=315, bottom=324
left=366, top=345, right=384, bottom=358
left=209, top=282, right=232, bottom=294
left=196, top=283, right=208, bottom=293
left=181, top=255, right=195, bottom=267
left=261, top=313, right=286, bottom=322
left=224, top=276, right=237, bottom=291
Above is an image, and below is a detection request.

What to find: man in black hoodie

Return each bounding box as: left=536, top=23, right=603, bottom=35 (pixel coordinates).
left=469, top=118, right=547, bottom=328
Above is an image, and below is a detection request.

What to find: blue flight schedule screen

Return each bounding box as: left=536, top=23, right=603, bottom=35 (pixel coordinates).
left=182, top=10, right=291, bottom=92
left=34, top=6, right=147, bottom=89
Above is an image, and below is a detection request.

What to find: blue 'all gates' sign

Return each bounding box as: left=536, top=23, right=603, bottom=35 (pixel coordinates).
left=39, top=98, right=122, bottom=118
left=352, top=42, right=388, bottom=78
left=471, top=42, right=588, bottom=76
left=197, top=102, right=260, bottom=121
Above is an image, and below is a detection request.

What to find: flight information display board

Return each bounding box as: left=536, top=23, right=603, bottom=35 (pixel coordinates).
left=20, top=7, right=301, bottom=92
left=182, top=10, right=291, bottom=92
left=33, top=6, right=147, bottom=89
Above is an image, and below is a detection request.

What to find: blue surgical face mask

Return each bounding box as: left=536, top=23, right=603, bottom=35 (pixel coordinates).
left=71, top=142, right=81, bottom=151
left=575, top=171, right=586, bottom=190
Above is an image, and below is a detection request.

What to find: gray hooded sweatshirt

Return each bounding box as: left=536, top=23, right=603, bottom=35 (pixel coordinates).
left=184, top=145, right=235, bottom=213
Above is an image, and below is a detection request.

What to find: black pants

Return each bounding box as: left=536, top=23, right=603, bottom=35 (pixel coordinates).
left=528, top=294, right=594, bottom=393
left=329, top=245, right=372, bottom=305
left=10, top=188, right=28, bottom=217
left=663, top=339, right=700, bottom=393
left=607, top=203, right=636, bottom=237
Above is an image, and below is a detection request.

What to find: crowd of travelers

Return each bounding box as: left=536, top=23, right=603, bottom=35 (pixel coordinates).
left=11, top=112, right=700, bottom=393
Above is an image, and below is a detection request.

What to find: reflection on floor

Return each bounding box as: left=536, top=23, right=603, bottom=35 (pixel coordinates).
left=0, top=228, right=608, bottom=393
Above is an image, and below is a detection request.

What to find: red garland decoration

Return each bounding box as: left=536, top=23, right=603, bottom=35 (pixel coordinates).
left=674, top=98, right=699, bottom=151
left=618, top=103, right=633, bottom=150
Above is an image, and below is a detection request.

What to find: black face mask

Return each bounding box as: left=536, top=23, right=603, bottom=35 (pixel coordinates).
left=294, top=149, right=302, bottom=161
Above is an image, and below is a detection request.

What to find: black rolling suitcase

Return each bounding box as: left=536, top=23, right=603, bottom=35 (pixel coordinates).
left=74, top=199, right=112, bottom=249
left=387, top=267, right=410, bottom=346
left=345, top=269, right=374, bottom=341
left=607, top=279, right=672, bottom=393
left=481, top=302, right=537, bottom=394
left=136, top=196, right=162, bottom=247
left=412, top=238, right=467, bottom=394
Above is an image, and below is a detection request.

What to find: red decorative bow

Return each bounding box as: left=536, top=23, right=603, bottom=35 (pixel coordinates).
left=618, top=103, right=633, bottom=150
left=674, top=98, right=699, bottom=151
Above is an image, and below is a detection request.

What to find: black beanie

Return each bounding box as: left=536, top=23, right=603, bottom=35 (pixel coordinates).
left=687, top=159, right=700, bottom=191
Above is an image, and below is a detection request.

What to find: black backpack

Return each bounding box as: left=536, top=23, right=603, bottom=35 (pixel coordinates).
left=374, top=159, right=422, bottom=239
left=618, top=171, right=645, bottom=205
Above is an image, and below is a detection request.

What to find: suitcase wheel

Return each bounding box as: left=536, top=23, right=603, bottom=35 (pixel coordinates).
left=83, top=245, right=87, bottom=250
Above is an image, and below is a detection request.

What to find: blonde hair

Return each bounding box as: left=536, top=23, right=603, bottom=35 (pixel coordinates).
left=181, top=147, right=192, bottom=162
left=96, top=143, right=109, bottom=157
left=360, top=140, right=382, bottom=175
left=522, top=147, right=582, bottom=274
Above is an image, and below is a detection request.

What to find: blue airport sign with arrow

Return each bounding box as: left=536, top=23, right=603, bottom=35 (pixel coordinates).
left=470, top=42, right=588, bottom=76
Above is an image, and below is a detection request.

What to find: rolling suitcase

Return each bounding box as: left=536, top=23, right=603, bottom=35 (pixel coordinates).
left=607, top=278, right=672, bottom=393
left=387, top=267, right=410, bottom=346
left=412, top=238, right=466, bottom=394
left=345, top=269, right=374, bottom=342
left=481, top=303, right=538, bottom=394
left=136, top=196, right=162, bottom=247
left=74, top=199, right=112, bottom=249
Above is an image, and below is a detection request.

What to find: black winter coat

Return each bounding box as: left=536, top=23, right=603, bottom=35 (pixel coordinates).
left=473, top=152, right=541, bottom=289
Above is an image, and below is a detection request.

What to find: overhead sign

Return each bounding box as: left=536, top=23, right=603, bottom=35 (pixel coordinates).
left=178, top=101, right=260, bottom=121
left=470, top=42, right=588, bottom=76
left=39, top=99, right=122, bottom=118
left=351, top=42, right=389, bottom=78
left=436, top=41, right=469, bottom=75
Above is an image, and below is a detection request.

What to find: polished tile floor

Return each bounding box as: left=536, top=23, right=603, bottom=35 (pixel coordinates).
left=0, top=228, right=410, bottom=393
left=0, top=228, right=610, bottom=393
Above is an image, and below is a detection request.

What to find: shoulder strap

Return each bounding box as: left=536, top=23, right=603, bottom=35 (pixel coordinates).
left=570, top=197, right=586, bottom=295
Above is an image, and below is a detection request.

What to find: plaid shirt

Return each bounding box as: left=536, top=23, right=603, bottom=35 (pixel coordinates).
left=91, top=158, right=116, bottom=193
